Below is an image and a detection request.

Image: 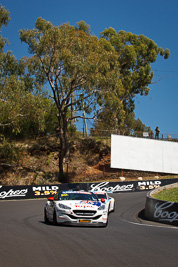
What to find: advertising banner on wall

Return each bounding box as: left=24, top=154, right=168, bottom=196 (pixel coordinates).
left=111, top=134, right=178, bottom=174
left=1, top=178, right=178, bottom=201
left=145, top=193, right=178, bottom=226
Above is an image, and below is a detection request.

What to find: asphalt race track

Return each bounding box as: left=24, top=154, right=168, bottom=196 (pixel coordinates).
left=0, top=191, right=177, bottom=267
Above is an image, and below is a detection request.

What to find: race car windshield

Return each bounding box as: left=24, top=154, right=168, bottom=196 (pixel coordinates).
left=95, top=194, right=107, bottom=199
left=58, top=192, right=98, bottom=201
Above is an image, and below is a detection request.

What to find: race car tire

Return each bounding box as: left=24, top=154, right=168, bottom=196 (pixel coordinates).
left=44, top=208, right=49, bottom=224
left=101, top=220, right=108, bottom=227
left=53, top=210, right=58, bottom=225
left=112, top=202, right=115, bottom=212
left=108, top=204, right=111, bottom=215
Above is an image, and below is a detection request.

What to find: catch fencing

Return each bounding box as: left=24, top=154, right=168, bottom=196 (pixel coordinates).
left=89, top=129, right=178, bottom=142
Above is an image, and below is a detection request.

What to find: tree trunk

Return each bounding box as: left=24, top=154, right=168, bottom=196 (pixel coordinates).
left=70, top=92, right=75, bottom=134
left=59, top=147, right=64, bottom=182
left=58, top=111, right=69, bottom=182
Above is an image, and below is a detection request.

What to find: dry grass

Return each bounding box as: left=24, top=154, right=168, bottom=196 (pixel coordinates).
left=0, top=135, right=177, bottom=185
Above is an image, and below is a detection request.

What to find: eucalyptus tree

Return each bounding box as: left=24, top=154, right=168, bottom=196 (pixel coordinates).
left=0, top=6, right=54, bottom=139
left=0, top=6, right=20, bottom=134
left=95, top=27, right=170, bottom=131
left=19, top=18, right=120, bottom=180
left=0, top=5, right=10, bottom=49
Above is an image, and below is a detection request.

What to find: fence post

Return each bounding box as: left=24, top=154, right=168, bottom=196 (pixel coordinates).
left=121, top=169, right=124, bottom=177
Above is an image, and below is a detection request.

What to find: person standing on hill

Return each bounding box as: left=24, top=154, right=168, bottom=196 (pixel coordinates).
left=155, top=126, right=160, bottom=139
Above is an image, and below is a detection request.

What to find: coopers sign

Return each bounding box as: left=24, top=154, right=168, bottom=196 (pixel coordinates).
left=154, top=202, right=178, bottom=223
left=90, top=181, right=134, bottom=193
left=0, top=184, right=74, bottom=200
left=145, top=193, right=178, bottom=226
left=0, top=178, right=178, bottom=200
left=0, top=186, right=28, bottom=199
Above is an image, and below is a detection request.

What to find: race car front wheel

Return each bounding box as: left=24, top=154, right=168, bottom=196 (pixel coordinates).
left=102, top=220, right=108, bottom=227
left=112, top=202, right=115, bottom=212
left=44, top=208, right=49, bottom=224
left=53, top=210, right=58, bottom=225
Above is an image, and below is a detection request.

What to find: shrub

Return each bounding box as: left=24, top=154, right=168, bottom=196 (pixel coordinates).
left=0, top=136, right=21, bottom=163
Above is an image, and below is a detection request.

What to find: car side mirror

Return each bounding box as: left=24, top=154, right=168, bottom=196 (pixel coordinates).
left=48, top=196, right=54, bottom=201
left=100, top=198, right=105, bottom=203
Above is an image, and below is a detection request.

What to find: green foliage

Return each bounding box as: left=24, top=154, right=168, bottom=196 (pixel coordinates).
left=124, top=114, right=151, bottom=134
left=19, top=18, right=121, bottom=178
left=92, top=110, right=150, bottom=136
left=0, top=8, right=170, bottom=179
left=0, top=7, right=55, bottom=139
left=19, top=19, right=120, bottom=117
left=75, top=21, right=90, bottom=35
left=0, top=5, right=10, bottom=51
left=0, top=6, right=10, bottom=27
left=0, top=72, right=57, bottom=138
left=0, top=136, right=21, bottom=163
left=101, top=29, right=170, bottom=98
left=94, top=28, right=170, bottom=132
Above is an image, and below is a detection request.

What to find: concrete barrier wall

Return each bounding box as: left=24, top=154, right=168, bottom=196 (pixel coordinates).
left=145, top=183, right=178, bottom=226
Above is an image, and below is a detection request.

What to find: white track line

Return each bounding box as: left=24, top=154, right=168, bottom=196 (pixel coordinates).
left=120, top=217, right=178, bottom=230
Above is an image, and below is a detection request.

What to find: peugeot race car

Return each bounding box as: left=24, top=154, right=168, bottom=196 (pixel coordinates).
left=44, top=190, right=109, bottom=227
left=93, top=191, right=115, bottom=213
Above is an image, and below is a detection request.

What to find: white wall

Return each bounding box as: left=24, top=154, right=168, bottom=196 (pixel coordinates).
left=111, top=135, right=178, bottom=174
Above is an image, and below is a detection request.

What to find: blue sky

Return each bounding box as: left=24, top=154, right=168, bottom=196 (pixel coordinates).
left=1, top=0, right=178, bottom=136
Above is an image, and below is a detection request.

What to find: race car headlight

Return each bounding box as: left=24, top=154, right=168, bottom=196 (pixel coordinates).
left=58, top=203, right=71, bottom=210
left=98, top=205, right=106, bottom=210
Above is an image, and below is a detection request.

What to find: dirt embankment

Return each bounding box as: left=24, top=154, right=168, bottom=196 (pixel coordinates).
left=0, top=136, right=177, bottom=186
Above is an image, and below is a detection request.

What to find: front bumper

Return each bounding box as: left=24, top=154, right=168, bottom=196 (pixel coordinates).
left=56, top=209, right=108, bottom=226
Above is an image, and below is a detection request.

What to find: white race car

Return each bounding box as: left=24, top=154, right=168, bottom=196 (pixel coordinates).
left=93, top=191, right=115, bottom=213
left=44, top=190, right=109, bottom=227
